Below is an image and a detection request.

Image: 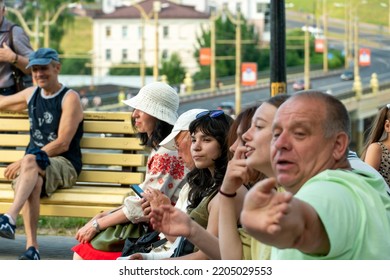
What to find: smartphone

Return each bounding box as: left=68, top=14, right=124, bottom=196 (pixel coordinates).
left=131, top=184, right=144, bottom=198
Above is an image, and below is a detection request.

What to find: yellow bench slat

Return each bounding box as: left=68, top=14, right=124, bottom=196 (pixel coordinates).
left=0, top=110, right=146, bottom=218
left=82, top=153, right=146, bottom=166
left=0, top=119, right=29, bottom=131
left=0, top=135, right=144, bottom=151
left=0, top=151, right=146, bottom=166
left=84, top=121, right=136, bottom=134
left=1, top=168, right=145, bottom=184
left=77, top=170, right=144, bottom=185
left=83, top=111, right=132, bottom=121
left=81, top=137, right=144, bottom=150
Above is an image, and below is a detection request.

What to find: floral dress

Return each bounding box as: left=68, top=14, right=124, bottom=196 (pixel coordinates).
left=72, top=146, right=185, bottom=260
left=122, top=146, right=185, bottom=220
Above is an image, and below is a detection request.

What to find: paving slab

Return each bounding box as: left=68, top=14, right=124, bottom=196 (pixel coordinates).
left=0, top=234, right=78, bottom=260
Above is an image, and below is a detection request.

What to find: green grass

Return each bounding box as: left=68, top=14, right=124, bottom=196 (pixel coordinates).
left=287, top=0, right=389, bottom=27
left=16, top=216, right=89, bottom=236
left=61, top=16, right=93, bottom=55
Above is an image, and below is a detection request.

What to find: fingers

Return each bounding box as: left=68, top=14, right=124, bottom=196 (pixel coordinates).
left=234, top=145, right=247, bottom=160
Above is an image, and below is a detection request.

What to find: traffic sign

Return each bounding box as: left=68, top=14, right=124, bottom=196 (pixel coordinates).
left=241, top=63, right=257, bottom=86
left=199, top=48, right=211, bottom=66
left=359, top=48, right=371, bottom=67
left=315, top=38, right=324, bottom=53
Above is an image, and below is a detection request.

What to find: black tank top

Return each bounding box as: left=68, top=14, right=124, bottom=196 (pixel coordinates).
left=27, top=86, right=83, bottom=174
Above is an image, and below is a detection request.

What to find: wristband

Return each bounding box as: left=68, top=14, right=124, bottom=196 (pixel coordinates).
left=219, top=189, right=237, bottom=198
left=12, top=54, right=18, bottom=65
left=26, top=147, right=51, bottom=170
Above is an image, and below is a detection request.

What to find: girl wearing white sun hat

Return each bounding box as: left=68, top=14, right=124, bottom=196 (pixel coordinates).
left=72, top=82, right=186, bottom=260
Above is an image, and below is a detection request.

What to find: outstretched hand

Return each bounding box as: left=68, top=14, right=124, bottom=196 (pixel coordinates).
left=240, top=178, right=293, bottom=245
left=149, top=205, right=192, bottom=238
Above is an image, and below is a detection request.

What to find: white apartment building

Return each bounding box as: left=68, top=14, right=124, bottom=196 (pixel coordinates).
left=93, top=0, right=209, bottom=76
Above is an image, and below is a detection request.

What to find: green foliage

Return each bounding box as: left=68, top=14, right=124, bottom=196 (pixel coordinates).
left=61, top=58, right=92, bottom=75
left=160, top=52, right=186, bottom=85
left=193, top=15, right=262, bottom=81
left=7, top=0, right=94, bottom=52
left=109, top=65, right=153, bottom=76
left=286, top=29, right=344, bottom=69
left=287, top=0, right=388, bottom=26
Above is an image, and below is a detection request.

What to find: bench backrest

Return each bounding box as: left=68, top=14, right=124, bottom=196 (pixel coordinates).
left=0, top=110, right=147, bottom=188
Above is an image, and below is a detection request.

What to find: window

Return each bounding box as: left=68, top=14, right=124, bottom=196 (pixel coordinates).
left=105, top=26, right=111, bottom=37
left=264, top=6, right=271, bottom=32
left=138, top=26, right=144, bottom=39
left=163, top=26, right=169, bottom=39
left=256, top=3, right=268, bottom=13
left=105, top=49, right=111, bottom=61
left=162, top=49, right=168, bottom=59
left=122, top=49, right=128, bottom=61
left=122, top=26, right=128, bottom=38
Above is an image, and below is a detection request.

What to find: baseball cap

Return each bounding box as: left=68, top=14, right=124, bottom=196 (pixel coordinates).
left=26, top=48, right=60, bottom=69
left=160, top=109, right=208, bottom=150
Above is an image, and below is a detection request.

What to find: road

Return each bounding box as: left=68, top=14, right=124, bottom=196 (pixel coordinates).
left=178, top=13, right=390, bottom=114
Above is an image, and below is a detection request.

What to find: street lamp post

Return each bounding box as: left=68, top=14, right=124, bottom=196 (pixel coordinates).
left=153, top=1, right=161, bottom=81
left=304, top=19, right=310, bottom=90
left=351, top=1, right=368, bottom=99
left=209, top=5, right=242, bottom=114
left=43, top=3, right=78, bottom=48
left=333, top=1, right=350, bottom=69
left=235, top=10, right=241, bottom=115
left=352, top=16, right=362, bottom=99
left=6, top=6, right=42, bottom=49
left=131, top=1, right=161, bottom=84
left=322, top=0, right=328, bottom=73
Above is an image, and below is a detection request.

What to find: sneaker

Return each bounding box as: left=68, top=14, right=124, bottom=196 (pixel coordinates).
left=0, top=214, right=16, bottom=240
left=19, top=246, right=40, bottom=260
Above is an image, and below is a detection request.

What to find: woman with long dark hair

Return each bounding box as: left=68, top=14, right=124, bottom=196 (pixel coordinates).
left=72, top=82, right=185, bottom=260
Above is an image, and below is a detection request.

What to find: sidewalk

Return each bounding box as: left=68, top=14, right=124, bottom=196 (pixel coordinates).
left=0, top=234, right=78, bottom=260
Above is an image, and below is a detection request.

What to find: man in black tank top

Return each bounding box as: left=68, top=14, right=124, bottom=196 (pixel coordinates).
left=0, top=48, right=84, bottom=260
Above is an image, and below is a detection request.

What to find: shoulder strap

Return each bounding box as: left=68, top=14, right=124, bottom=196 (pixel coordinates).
left=8, top=24, right=18, bottom=51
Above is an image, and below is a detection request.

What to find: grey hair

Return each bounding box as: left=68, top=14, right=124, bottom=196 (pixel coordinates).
left=291, top=90, right=351, bottom=141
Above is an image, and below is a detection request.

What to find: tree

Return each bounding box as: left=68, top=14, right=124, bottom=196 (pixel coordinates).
left=7, top=0, right=94, bottom=52
left=160, top=52, right=186, bottom=85
left=193, top=14, right=263, bottom=81
left=285, top=29, right=344, bottom=69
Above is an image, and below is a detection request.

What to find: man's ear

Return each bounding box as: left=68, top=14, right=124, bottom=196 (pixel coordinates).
left=333, top=132, right=349, bottom=161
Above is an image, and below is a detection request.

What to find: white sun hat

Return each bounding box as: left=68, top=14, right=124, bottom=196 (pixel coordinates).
left=122, top=82, right=179, bottom=125
left=160, top=108, right=208, bottom=150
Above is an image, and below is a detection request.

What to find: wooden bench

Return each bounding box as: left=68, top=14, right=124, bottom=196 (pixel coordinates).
left=0, top=111, right=147, bottom=218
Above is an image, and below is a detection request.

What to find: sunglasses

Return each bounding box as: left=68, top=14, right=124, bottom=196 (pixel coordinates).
left=196, top=110, right=224, bottom=119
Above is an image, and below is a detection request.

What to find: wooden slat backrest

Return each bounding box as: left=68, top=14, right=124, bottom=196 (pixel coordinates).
left=0, top=110, right=147, bottom=186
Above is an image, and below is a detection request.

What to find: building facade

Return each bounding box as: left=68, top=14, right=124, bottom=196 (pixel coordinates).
left=93, top=0, right=209, bottom=77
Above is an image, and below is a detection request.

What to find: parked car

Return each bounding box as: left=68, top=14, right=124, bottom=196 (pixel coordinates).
left=292, top=79, right=306, bottom=91
left=217, top=101, right=235, bottom=116
left=340, top=71, right=354, bottom=81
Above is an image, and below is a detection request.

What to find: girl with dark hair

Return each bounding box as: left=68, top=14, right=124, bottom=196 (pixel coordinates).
left=149, top=95, right=290, bottom=260
left=169, top=110, right=236, bottom=259
left=72, top=82, right=186, bottom=260
left=361, top=104, right=390, bottom=187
